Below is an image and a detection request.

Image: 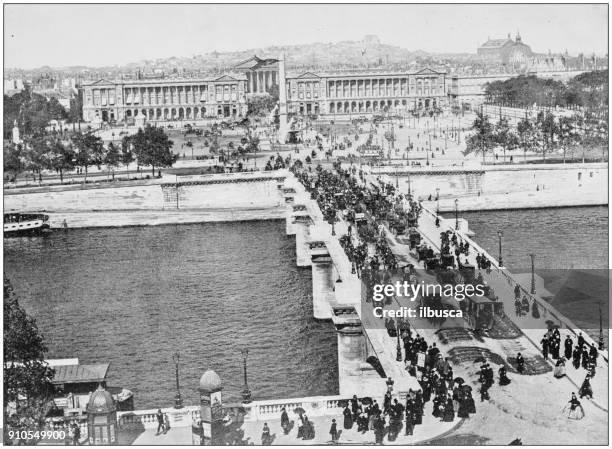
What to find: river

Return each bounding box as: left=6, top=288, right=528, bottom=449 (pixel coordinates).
left=4, top=220, right=339, bottom=409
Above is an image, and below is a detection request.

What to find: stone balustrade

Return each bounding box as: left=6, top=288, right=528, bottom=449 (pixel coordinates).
left=241, top=394, right=377, bottom=422
left=117, top=406, right=200, bottom=430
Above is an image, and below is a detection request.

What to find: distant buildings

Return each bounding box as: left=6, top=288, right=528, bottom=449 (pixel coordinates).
left=81, top=74, right=248, bottom=123
left=477, top=33, right=533, bottom=66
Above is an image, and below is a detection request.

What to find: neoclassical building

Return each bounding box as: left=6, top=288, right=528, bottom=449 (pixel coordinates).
left=233, top=56, right=279, bottom=94
left=81, top=74, right=248, bottom=123
left=284, top=68, right=447, bottom=116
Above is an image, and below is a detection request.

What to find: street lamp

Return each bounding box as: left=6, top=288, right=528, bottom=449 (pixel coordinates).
left=497, top=230, right=504, bottom=268
left=529, top=253, right=536, bottom=294
left=240, top=348, right=252, bottom=404
left=436, top=188, right=440, bottom=215
left=172, top=351, right=184, bottom=409
left=454, top=199, right=459, bottom=230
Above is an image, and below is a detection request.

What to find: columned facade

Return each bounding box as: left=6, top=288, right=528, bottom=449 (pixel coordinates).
left=285, top=69, right=447, bottom=117
left=81, top=75, right=248, bottom=124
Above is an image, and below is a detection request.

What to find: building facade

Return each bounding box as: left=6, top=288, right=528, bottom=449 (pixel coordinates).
left=284, top=68, right=447, bottom=116
left=233, top=56, right=279, bottom=94
left=477, top=33, right=533, bottom=66
left=81, top=75, right=248, bottom=123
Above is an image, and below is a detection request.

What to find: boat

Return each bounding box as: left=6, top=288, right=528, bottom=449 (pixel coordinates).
left=4, top=213, right=50, bottom=237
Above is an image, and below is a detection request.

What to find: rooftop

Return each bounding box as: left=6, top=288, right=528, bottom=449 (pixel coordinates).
left=51, top=363, right=109, bottom=385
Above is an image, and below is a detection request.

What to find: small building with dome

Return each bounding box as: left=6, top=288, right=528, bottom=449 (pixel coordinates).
left=86, top=385, right=118, bottom=445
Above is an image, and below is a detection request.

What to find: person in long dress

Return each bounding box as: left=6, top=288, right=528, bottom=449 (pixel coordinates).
left=442, top=397, right=455, bottom=422
left=499, top=366, right=511, bottom=386
left=554, top=358, right=566, bottom=378
left=579, top=375, right=593, bottom=399
left=565, top=393, right=585, bottom=420
left=342, top=405, right=353, bottom=430
left=280, top=407, right=290, bottom=435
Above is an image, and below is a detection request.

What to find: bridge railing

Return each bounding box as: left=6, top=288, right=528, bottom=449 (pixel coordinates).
left=421, top=205, right=608, bottom=363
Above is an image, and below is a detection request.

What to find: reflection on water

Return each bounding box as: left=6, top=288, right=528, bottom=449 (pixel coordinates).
left=4, top=220, right=339, bottom=409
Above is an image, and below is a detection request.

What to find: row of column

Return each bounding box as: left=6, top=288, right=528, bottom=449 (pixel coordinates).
left=248, top=70, right=276, bottom=93
left=328, top=98, right=438, bottom=114
left=327, top=77, right=441, bottom=99
left=122, top=85, right=210, bottom=106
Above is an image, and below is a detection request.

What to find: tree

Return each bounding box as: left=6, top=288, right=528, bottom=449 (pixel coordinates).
left=121, top=136, right=135, bottom=179
left=465, top=111, right=494, bottom=163
left=3, top=143, right=25, bottom=182
left=517, top=117, right=536, bottom=162
left=536, top=111, right=557, bottom=162
left=4, top=276, right=55, bottom=441
left=494, top=117, right=519, bottom=163
left=104, top=142, right=121, bottom=181
left=45, top=136, right=75, bottom=183
left=72, top=132, right=105, bottom=182
left=557, top=115, right=580, bottom=163
left=129, top=125, right=177, bottom=176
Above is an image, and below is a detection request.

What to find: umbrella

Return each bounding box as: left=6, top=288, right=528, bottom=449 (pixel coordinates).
left=473, top=356, right=487, bottom=364
left=293, top=407, right=306, bottom=415
left=454, top=377, right=465, bottom=385
left=360, top=397, right=373, bottom=406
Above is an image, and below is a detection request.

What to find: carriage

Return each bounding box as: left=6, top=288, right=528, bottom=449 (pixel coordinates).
left=408, top=229, right=421, bottom=249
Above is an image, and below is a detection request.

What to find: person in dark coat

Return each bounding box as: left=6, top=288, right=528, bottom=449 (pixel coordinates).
left=457, top=396, right=470, bottom=418
left=564, top=336, right=573, bottom=360
left=329, top=419, right=338, bottom=443
left=442, top=397, right=455, bottom=422
left=499, top=366, right=511, bottom=386
left=516, top=353, right=525, bottom=374
left=572, top=346, right=581, bottom=369
left=432, top=394, right=442, bottom=418
left=350, top=395, right=360, bottom=421
left=579, top=375, right=593, bottom=399
left=281, top=407, right=290, bottom=434
left=541, top=335, right=549, bottom=360
left=582, top=347, right=590, bottom=369
left=343, top=405, right=353, bottom=429
left=577, top=332, right=585, bottom=349
left=383, top=391, right=392, bottom=414
left=374, top=415, right=386, bottom=445
left=465, top=387, right=476, bottom=414
left=405, top=408, right=415, bottom=435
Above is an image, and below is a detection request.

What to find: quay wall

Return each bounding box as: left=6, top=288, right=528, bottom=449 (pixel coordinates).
left=397, top=163, right=607, bottom=199
left=4, top=172, right=287, bottom=227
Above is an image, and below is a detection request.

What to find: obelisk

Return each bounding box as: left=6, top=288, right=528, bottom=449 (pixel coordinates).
left=278, top=53, right=289, bottom=144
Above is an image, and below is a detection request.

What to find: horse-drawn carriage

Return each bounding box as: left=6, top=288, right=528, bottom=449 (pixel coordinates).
left=408, top=229, right=421, bottom=248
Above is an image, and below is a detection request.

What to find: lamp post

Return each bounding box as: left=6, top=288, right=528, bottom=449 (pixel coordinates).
left=396, top=332, right=402, bottom=361
left=454, top=199, right=459, bottom=230
left=240, top=348, right=252, bottom=404
left=598, top=302, right=605, bottom=350
left=172, top=352, right=183, bottom=409
left=436, top=188, right=440, bottom=215
left=529, top=253, right=536, bottom=294
left=497, top=230, right=504, bottom=267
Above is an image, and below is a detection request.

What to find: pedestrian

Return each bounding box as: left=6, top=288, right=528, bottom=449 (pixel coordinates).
left=329, top=418, right=338, bottom=443
left=163, top=413, right=170, bottom=434
left=261, top=423, right=271, bottom=445
left=516, top=353, right=525, bottom=374
left=281, top=407, right=290, bottom=434
left=156, top=409, right=164, bottom=435
left=72, top=423, right=81, bottom=446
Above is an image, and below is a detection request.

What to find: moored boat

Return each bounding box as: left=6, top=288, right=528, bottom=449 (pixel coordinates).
left=4, top=213, right=50, bottom=237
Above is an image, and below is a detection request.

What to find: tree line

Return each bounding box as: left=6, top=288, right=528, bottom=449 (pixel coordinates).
left=4, top=125, right=177, bottom=184
left=484, top=71, right=608, bottom=111
left=465, top=109, right=608, bottom=163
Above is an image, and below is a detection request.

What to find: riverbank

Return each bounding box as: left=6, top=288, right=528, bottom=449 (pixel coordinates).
left=45, top=207, right=286, bottom=228
left=423, top=187, right=608, bottom=212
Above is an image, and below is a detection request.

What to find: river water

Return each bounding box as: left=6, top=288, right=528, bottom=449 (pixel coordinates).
left=4, top=207, right=608, bottom=410
left=455, top=206, right=609, bottom=336
left=4, top=220, right=339, bottom=409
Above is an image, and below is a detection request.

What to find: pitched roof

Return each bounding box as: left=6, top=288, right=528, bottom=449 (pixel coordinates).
left=480, top=38, right=513, bottom=49
left=233, top=55, right=279, bottom=70
left=51, top=363, right=110, bottom=385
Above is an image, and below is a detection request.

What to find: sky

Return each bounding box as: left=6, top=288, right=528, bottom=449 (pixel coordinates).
left=4, top=3, right=609, bottom=69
